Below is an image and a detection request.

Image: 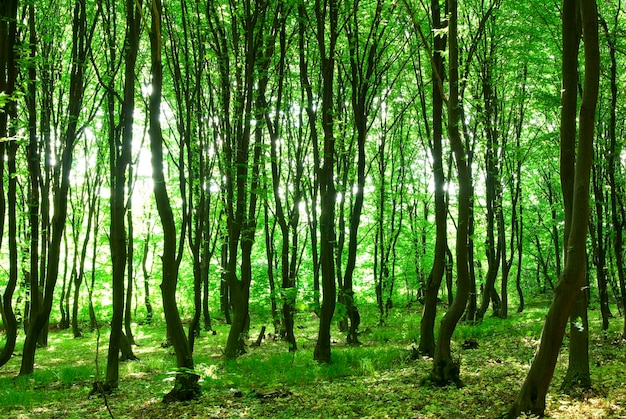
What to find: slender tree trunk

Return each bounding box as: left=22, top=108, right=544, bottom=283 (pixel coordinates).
left=72, top=160, right=100, bottom=339
left=104, top=0, right=141, bottom=388
left=0, top=0, right=19, bottom=369
left=21, top=0, right=90, bottom=375
left=264, top=200, right=282, bottom=337
left=341, top=0, right=394, bottom=345
left=312, top=0, right=339, bottom=364
left=600, top=13, right=626, bottom=338
left=125, top=180, right=136, bottom=346
left=149, top=0, right=199, bottom=401
left=419, top=0, right=447, bottom=357
left=508, top=0, right=599, bottom=414
left=430, top=0, right=470, bottom=386
left=592, top=162, right=610, bottom=330
left=142, top=229, right=154, bottom=324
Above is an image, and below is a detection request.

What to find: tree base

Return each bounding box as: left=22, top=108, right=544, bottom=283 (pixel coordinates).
left=89, top=381, right=114, bottom=397
left=162, top=371, right=201, bottom=403
left=314, top=345, right=332, bottom=364
left=430, top=359, right=463, bottom=388
left=560, top=370, right=591, bottom=394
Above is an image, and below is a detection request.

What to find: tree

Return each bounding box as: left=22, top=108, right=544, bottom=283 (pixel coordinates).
left=148, top=0, right=199, bottom=401
left=508, top=0, right=599, bottom=414
left=415, top=0, right=448, bottom=357
left=600, top=8, right=626, bottom=339
left=163, top=0, right=220, bottom=349
left=560, top=0, right=590, bottom=393
left=206, top=0, right=276, bottom=359
left=338, top=0, right=400, bottom=345
left=0, top=0, right=18, bottom=369
left=96, top=0, right=143, bottom=389
left=430, top=0, right=471, bottom=386
left=20, top=0, right=94, bottom=375
left=261, top=3, right=303, bottom=351
left=312, top=0, right=339, bottom=364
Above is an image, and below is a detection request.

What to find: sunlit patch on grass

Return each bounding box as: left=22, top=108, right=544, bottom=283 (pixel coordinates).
left=1, top=303, right=626, bottom=418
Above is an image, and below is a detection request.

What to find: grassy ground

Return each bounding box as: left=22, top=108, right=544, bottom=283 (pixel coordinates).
left=1, top=302, right=625, bottom=418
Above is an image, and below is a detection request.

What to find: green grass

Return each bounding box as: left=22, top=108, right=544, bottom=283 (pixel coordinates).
left=0, top=302, right=625, bottom=418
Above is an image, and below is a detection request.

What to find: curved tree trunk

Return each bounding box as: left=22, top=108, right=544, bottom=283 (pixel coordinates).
left=508, top=0, right=599, bottom=414
left=418, top=0, right=447, bottom=357
left=430, top=0, right=471, bottom=386
left=104, top=0, right=141, bottom=388
left=20, top=0, right=89, bottom=376
left=0, top=0, right=18, bottom=369
left=149, top=0, right=199, bottom=402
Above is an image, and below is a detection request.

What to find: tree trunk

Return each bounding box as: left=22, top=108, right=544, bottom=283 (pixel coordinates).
left=125, top=186, right=136, bottom=346
left=592, top=163, right=610, bottom=330
left=430, top=0, right=470, bottom=386
left=149, top=0, right=199, bottom=402
left=600, top=13, right=625, bottom=338
left=264, top=201, right=282, bottom=338
left=312, top=0, right=339, bottom=364
left=412, top=0, right=446, bottom=357
left=104, top=0, right=141, bottom=388
left=142, top=229, right=154, bottom=324
left=21, top=0, right=89, bottom=375
left=508, top=0, right=599, bottom=414
left=0, top=0, right=18, bottom=369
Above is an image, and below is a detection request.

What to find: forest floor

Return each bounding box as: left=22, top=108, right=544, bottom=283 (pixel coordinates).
left=1, top=300, right=625, bottom=418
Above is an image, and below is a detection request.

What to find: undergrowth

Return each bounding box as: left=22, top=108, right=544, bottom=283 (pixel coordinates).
left=0, top=303, right=624, bottom=418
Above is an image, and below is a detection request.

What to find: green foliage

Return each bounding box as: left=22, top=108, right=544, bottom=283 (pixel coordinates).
left=1, top=304, right=624, bottom=417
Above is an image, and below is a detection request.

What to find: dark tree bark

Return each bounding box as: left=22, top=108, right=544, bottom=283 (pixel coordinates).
left=101, top=0, right=142, bottom=388
left=149, top=0, right=199, bottom=402
left=513, top=64, right=527, bottom=314
left=0, top=0, right=18, bottom=369
left=263, top=200, right=282, bottom=337
left=508, top=0, right=599, bottom=414
left=313, top=0, right=339, bottom=364
left=59, top=231, right=71, bottom=330
left=591, top=158, right=610, bottom=330
left=72, top=151, right=101, bottom=339
left=298, top=1, right=322, bottom=316
left=340, top=0, right=397, bottom=345
left=164, top=0, right=218, bottom=351
left=141, top=227, right=154, bottom=324
left=516, top=202, right=524, bottom=313
left=21, top=0, right=92, bottom=376
left=500, top=63, right=528, bottom=320
left=261, top=6, right=300, bottom=351
left=600, top=13, right=626, bottom=338
left=430, top=0, right=471, bottom=386
left=207, top=0, right=275, bottom=359
left=88, top=189, right=103, bottom=331
left=477, top=35, right=503, bottom=320
left=559, top=0, right=591, bottom=394
left=417, top=0, right=447, bottom=357
left=125, top=174, right=136, bottom=346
